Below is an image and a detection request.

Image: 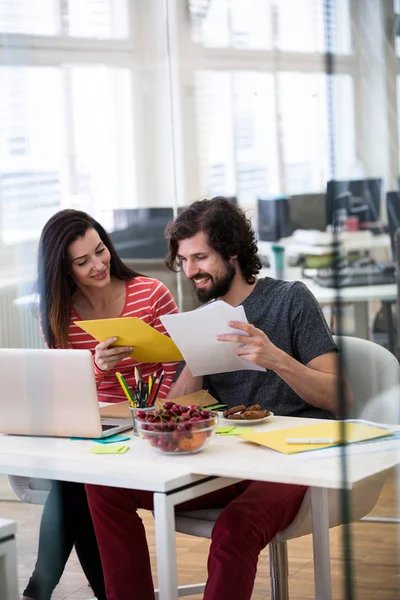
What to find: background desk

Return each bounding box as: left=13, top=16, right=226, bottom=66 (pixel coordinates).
left=260, top=267, right=397, bottom=343
left=1, top=416, right=400, bottom=599
left=258, top=232, right=392, bottom=259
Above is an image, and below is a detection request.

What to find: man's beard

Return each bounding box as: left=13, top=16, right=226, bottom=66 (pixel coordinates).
left=191, top=262, right=236, bottom=303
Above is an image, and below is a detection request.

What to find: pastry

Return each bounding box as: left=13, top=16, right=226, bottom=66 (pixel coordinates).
left=223, top=405, right=246, bottom=417
left=223, top=404, right=270, bottom=420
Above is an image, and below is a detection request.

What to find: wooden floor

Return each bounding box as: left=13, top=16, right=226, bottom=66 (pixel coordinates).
left=1, top=471, right=400, bottom=600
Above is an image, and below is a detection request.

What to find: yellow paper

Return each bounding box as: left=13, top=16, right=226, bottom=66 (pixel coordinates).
left=75, top=317, right=183, bottom=363
left=156, top=390, right=218, bottom=409
left=99, top=402, right=132, bottom=419
left=89, top=443, right=129, bottom=454
left=239, top=421, right=394, bottom=454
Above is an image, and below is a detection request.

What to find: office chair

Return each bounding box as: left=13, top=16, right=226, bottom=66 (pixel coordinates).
left=171, top=336, right=400, bottom=599
left=8, top=337, right=400, bottom=599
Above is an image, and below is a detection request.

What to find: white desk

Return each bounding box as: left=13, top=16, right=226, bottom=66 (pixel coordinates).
left=0, top=433, right=238, bottom=600
left=258, top=232, right=392, bottom=258
left=1, top=416, right=400, bottom=599
left=260, top=267, right=397, bottom=342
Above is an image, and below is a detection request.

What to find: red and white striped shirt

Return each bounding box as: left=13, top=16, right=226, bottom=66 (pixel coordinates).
left=66, top=277, right=180, bottom=403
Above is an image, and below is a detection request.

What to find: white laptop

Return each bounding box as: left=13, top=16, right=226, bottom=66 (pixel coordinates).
left=0, top=348, right=132, bottom=438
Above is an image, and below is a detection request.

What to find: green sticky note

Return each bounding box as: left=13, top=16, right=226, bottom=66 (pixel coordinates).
left=89, top=443, right=129, bottom=454
left=219, top=427, right=255, bottom=436
left=216, top=426, right=235, bottom=434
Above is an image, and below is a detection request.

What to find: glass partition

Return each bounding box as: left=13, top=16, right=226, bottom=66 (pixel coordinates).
left=0, top=1, right=400, bottom=599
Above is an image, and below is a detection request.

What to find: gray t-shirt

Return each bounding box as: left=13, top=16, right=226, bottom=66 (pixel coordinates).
left=203, top=277, right=337, bottom=420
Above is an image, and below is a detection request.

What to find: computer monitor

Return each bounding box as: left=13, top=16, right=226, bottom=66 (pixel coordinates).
left=326, top=179, right=382, bottom=227
left=108, top=208, right=174, bottom=259
left=386, top=191, right=400, bottom=259
left=288, top=193, right=327, bottom=231
left=257, top=197, right=292, bottom=242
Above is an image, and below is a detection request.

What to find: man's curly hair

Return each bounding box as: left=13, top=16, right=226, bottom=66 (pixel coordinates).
left=165, top=197, right=261, bottom=283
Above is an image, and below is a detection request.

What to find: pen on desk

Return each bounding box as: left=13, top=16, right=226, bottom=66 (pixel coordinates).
left=286, top=437, right=335, bottom=445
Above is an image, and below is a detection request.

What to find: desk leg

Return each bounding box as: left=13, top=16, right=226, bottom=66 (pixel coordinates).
left=153, top=492, right=178, bottom=600
left=311, top=487, right=332, bottom=600
left=353, top=301, right=369, bottom=340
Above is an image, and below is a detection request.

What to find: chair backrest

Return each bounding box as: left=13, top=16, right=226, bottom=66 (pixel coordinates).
left=8, top=475, right=51, bottom=505
left=276, top=336, right=400, bottom=541
left=333, top=335, right=400, bottom=424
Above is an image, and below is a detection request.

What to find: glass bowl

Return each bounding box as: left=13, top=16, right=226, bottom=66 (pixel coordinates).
left=133, top=406, right=219, bottom=455
left=129, top=406, right=155, bottom=436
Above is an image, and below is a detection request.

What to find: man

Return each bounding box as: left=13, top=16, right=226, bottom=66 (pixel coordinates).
left=86, top=197, right=351, bottom=600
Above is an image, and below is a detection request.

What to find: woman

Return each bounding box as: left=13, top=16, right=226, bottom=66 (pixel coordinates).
left=22, top=209, right=179, bottom=600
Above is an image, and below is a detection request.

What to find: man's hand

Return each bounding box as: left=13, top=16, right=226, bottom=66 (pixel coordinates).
left=94, top=337, right=133, bottom=372
left=217, top=321, right=283, bottom=371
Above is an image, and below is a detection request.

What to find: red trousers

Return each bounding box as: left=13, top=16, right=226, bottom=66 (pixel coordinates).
left=86, top=480, right=307, bottom=600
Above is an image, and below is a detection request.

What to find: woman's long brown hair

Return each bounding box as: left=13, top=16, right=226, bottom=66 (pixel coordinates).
left=38, top=209, right=140, bottom=349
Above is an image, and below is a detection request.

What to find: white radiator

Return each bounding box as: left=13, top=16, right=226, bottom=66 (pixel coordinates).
left=0, top=282, right=44, bottom=349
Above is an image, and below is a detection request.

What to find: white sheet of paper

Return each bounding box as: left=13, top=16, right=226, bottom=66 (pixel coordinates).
left=160, top=300, right=265, bottom=376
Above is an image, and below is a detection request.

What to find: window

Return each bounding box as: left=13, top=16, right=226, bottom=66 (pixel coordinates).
left=194, top=71, right=236, bottom=197
left=0, top=67, right=64, bottom=244
left=232, top=72, right=279, bottom=203
left=0, top=0, right=135, bottom=246
left=274, top=0, right=325, bottom=53
left=0, top=0, right=130, bottom=38
left=0, top=66, right=135, bottom=244
left=66, top=0, right=129, bottom=39
left=194, top=70, right=355, bottom=202
left=190, top=0, right=272, bottom=49
left=189, top=0, right=351, bottom=54
left=278, top=72, right=355, bottom=192
left=0, top=0, right=59, bottom=36
left=188, top=0, right=354, bottom=207
left=194, top=71, right=279, bottom=204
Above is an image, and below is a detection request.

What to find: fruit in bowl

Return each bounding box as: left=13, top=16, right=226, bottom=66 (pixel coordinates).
left=134, top=401, right=218, bottom=454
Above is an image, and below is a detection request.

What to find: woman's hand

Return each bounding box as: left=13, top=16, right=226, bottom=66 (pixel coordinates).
left=94, top=337, right=133, bottom=372
left=217, top=321, right=283, bottom=371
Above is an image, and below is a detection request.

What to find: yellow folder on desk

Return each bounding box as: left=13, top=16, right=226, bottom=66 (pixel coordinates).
left=75, top=318, right=183, bottom=363
left=239, top=421, right=394, bottom=454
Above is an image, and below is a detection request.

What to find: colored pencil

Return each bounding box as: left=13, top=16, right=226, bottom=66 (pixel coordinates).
left=148, top=373, right=164, bottom=406
left=116, top=372, right=135, bottom=407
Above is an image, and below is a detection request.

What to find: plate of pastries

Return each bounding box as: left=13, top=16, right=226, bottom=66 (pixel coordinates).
left=218, top=404, right=273, bottom=425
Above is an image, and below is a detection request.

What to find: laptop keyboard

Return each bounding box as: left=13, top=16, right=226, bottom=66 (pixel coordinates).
left=101, top=423, right=117, bottom=431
